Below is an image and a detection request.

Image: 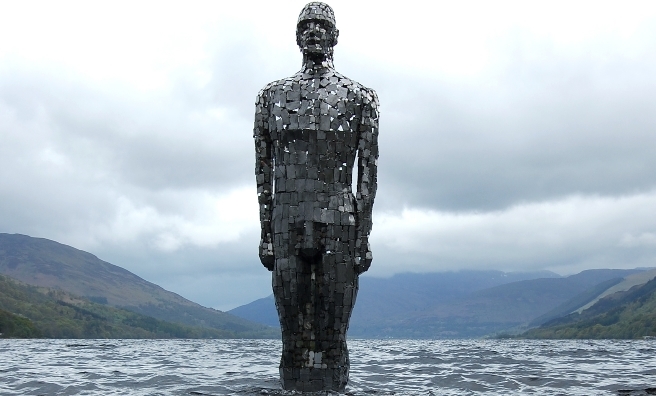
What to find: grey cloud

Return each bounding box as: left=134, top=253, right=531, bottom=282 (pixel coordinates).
left=2, top=7, right=656, bottom=311
left=346, top=47, right=656, bottom=212
left=368, top=191, right=656, bottom=277
left=0, top=67, right=253, bottom=192
left=192, top=22, right=300, bottom=117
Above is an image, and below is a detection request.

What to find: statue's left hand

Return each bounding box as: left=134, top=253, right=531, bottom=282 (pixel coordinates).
left=259, top=238, right=274, bottom=271
left=354, top=237, right=372, bottom=275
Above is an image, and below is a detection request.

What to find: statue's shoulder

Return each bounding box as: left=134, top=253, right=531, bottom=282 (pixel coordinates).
left=332, top=71, right=378, bottom=105
left=257, top=74, right=300, bottom=98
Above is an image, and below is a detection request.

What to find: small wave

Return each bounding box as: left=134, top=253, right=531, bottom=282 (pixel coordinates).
left=0, top=339, right=654, bottom=395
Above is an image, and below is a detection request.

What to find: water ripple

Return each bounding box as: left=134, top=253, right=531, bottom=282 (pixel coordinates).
left=0, top=339, right=655, bottom=395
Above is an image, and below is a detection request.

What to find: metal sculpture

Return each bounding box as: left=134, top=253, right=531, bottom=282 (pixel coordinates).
left=253, top=2, right=379, bottom=391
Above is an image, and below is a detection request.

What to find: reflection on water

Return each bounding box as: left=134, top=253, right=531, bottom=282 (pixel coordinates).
left=1, top=339, right=654, bottom=395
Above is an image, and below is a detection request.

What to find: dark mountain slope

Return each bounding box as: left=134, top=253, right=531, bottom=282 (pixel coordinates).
left=350, top=270, right=560, bottom=330
left=0, top=233, right=277, bottom=338
left=229, top=294, right=278, bottom=328
left=528, top=277, right=624, bottom=327
left=0, top=274, right=234, bottom=338
left=388, top=269, right=644, bottom=338
left=420, top=269, right=641, bottom=322
left=523, top=276, right=656, bottom=339
left=0, top=307, right=40, bottom=337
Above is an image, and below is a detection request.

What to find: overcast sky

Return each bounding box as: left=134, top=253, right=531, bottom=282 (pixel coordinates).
left=1, top=1, right=656, bottom=310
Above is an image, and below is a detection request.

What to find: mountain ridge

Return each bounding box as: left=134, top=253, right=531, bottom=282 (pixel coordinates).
left=0, top=233, right=278, bottom=338
left=5, top=232, right=651, bottom=339
left=522, top=275, right=656, bottom=339
left=230, top=268, right=647, bottom=338
left=0, top=274, right=239, bottom=338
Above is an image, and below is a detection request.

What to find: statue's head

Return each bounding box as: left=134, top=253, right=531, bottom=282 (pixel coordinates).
left=296, top=2, right=339, bottom=60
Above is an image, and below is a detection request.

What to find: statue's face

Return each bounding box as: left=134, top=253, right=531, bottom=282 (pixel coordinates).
left=297, top=19, right=337, bottom=58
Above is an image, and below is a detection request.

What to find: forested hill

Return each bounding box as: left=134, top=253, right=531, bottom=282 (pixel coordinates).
left=0, top=274, right=234, bottom=338
left=0, top=233, right=277, bottom=338
left=522, top=276, right=656, bottom=339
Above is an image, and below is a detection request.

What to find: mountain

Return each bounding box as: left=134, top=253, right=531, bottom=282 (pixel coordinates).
left=522, top=274, right=656, bottom=339
left=573, top=268, right=656, bottom=313
left=0, top=233, right=277, bottom=338
left=0, top=274, right=235, bottom=338
left=386, top=268, right=644, bottom=338
left=527, top=277, right=624, bottom=327
left=229, top=269, right=562, bottom=336
left=349, top=270, right=560, bottom=333
left=229, top=268, right=647, bottom=338
left=229, top=270, right=560, bottom=328
left=229, top=294, right=279, bottom=328
left=0, top=306, right=39, bottom=337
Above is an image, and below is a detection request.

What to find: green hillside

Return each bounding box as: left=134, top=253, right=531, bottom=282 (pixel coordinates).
left=0, top=274, right=241, bottom=338
left=0, top=307, right=40, bottom=337
left=0, top=233, right=278, bottom=338
left=522, top=277, right=656, bottom=339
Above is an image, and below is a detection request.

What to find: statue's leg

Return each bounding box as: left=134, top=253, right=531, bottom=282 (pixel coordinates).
left=273, top=223, right=358, bottom=392
left=272, top=230, right=302, bottom=390
left=316, top=224, right=358, bottom=391
left=274, top=223, right=317, bottom=391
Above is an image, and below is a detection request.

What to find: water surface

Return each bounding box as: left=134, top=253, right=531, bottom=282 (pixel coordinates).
left=1, top=339, right=654, bottom=395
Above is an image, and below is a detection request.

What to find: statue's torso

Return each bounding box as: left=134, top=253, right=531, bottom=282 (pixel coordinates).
left=257, top=68, right=373, bottom=225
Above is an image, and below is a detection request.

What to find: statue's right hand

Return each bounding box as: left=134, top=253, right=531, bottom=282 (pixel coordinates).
left=259, top=238, right=274, bottom=271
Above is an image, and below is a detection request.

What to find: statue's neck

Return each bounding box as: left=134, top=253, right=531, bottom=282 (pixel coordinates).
left=301, top=53, right=335, bottom=74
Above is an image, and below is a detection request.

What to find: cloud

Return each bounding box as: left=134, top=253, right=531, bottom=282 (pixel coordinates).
left=370, top=191, right=656, bottom=276
left=620, top=232, right=656, bottom=248
left=85, top=187, right=258, bottom=251
left=1, top=1, right=656, bottom=309
left=367, top=24, right=656, bottom=212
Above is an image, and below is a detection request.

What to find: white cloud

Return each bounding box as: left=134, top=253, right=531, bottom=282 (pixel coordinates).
left=1, top=0, right=655, bottom=309
left=620, top=232, right=656, bottom=248
left=371, top=191, right=656, bottom=275
left=70, top=186, right=258, bottom=252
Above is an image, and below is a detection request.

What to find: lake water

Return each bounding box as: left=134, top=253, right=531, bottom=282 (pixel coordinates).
left=1, top=339, right=654, bottom=395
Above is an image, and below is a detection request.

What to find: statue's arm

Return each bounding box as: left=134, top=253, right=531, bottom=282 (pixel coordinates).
left=254, top=89, right=275, bottom=271
left=355, top=88, right=380, bottom=274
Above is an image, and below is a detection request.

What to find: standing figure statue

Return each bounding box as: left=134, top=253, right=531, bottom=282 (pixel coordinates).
left=253, top=2, right=379, bottom=392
